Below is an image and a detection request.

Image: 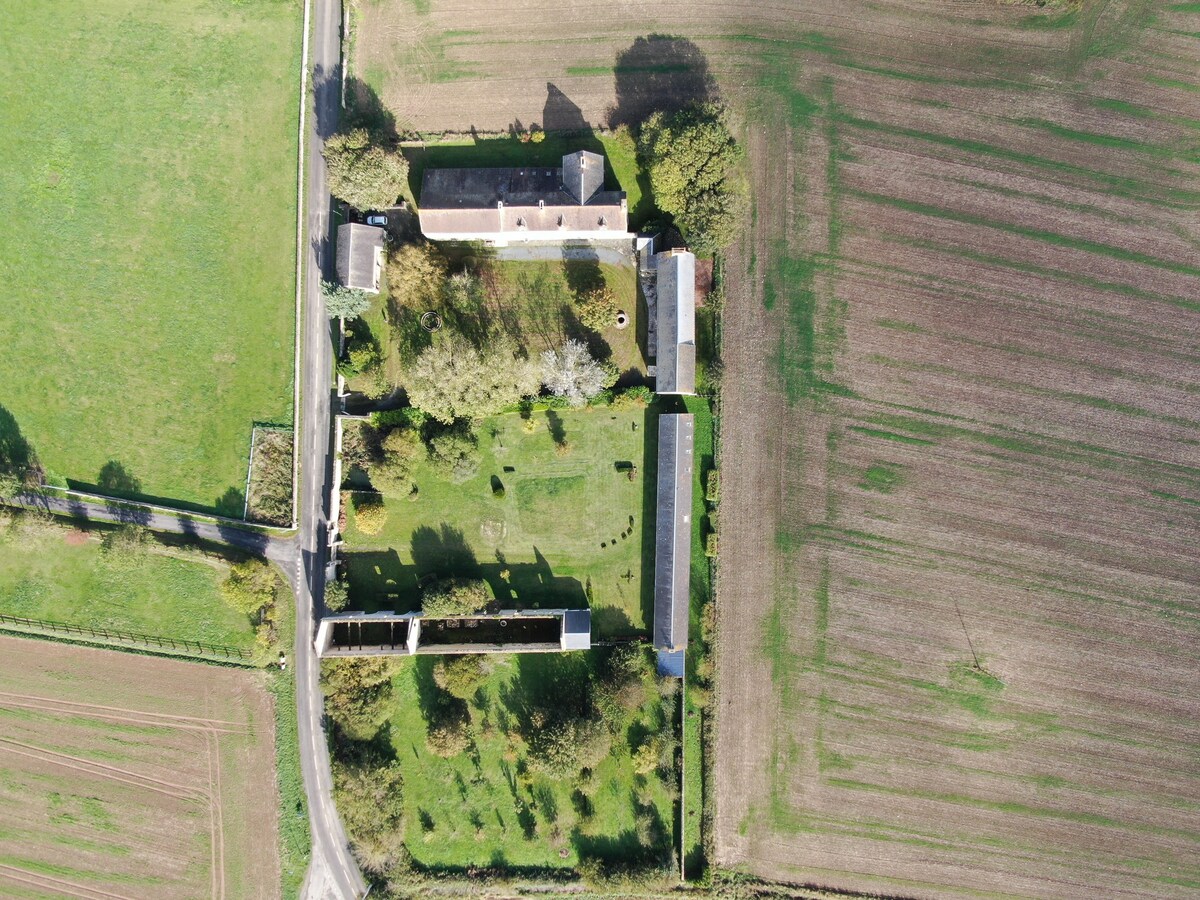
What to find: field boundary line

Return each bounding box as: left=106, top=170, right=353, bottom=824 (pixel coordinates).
left=0, top=863, right=134, bottom=900
left=0, top=613, right=254, bottom=664
left=0, top=739, right=199, bottom=801
left=0, top=698, right=252, bottom=736
left=0, top=690, right=250, bottom=731
left=291, top=0, right=312, bottom=533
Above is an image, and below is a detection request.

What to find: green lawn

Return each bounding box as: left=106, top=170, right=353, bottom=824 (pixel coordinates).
left=476, top=258, right=647, bottom=380
left=0, top=0, right=300, bottom=513
left=377, top=650, right=675, bottom=871
left=405, top=130, right=654, bottom=228
left=0, top=519, right=257, bottom=650
left=343, top=406, right=654, bottom=636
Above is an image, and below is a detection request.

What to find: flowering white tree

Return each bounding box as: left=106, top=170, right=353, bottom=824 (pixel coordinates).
left=540, top=340, right=610, bottom=407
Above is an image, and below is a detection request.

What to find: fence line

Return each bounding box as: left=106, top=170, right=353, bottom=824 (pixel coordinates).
left=0, top=613, right=253, bottom=662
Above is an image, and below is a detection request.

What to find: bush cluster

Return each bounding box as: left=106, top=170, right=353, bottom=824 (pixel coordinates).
left=421, top=578, right=491, bottom=617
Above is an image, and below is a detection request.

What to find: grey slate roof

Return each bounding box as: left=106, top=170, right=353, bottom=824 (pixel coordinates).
left=335, top=223, right=385, bottom=293
left=419, top=151, right=627, bottom=237
left=561, top=609, right=592, bottom=651
left=653, top=413, right=694, bottom=663
left=655, top=250, right=697, bottom=394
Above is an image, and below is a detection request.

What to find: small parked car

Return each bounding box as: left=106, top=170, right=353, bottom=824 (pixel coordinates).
left=365, top=214, right=387, bottom=227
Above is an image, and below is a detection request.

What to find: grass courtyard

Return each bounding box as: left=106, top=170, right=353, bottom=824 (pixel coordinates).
left=0, top=516, right=258, bottom=651
left=0, top=0, right=300, bottom=512
left=343, top=405, right=655, bottom=637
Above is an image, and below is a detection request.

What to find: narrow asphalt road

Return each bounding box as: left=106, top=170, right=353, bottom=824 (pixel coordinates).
left=293, top=0, right=369, bottom=897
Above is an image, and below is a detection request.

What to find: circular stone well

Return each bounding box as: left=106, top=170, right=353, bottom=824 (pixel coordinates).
left=615, top=310, right=629, bottom=329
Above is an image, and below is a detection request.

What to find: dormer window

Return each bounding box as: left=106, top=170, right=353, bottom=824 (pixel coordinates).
left=538, top=200, right=544, bottom=209
left=598, top=215, right=608, bottom=229
left=557, top=215, right=565, bottom=229
left=516, top=216, right=527, bottom=230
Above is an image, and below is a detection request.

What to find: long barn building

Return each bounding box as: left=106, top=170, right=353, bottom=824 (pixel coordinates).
left=653, top=413, right=694, bottom=677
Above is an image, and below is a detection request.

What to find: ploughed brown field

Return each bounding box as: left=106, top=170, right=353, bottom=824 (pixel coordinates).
left=355, top=1, right=1199, bottom=897
left=0, top=636, right=280, bottom=899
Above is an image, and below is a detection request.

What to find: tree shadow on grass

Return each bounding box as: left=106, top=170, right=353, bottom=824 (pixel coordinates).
left=97, top=460, right=140, bottom=496
left=0, top=404, right=42, bottom=496
left=411, top=524, right=481, bottom=579
left=609, top=35, right=718, bottom=129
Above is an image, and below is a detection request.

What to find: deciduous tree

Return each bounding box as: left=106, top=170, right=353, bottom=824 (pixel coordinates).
left=637, top=104, right=745, bottom=252
left=220, top=558, right=277, bottom=618
left=386, top=242, right=448, bottom=310
left=323, top=128, right=408, bottom=211
left=540, top=340, right=614, bottom=407
left=405, top=334, right=540, bottom=423
left=576, top=286, right=619, bottom=332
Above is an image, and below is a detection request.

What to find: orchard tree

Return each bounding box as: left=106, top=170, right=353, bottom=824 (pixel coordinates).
left=323, top=128, right=408, bottom=211
left=405, top=334, right=540, bottom=423
left=433, top=655, right=488, bottom=700
left=637, top=103, right=745, bottom=252
left=322, top=281, right=371, bottom=320
left=541, top=340, right=615, bottom=407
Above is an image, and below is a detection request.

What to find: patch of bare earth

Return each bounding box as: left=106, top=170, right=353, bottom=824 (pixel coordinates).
left=0, top=636, right=280, bottom=899
left=715, top=3, right=1200, bottom=898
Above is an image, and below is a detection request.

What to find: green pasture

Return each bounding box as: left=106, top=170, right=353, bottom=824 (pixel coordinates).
left=0, top=0, right=300, bottom=512
left=0, top=520, right=257, bottom=650
left=343, top=406, right=654, bottom=637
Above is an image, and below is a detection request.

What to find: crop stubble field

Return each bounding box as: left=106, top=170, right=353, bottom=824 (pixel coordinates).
left=0, top=636, right=280, bottom=899
left=359, top=1, right=1200, bottom=897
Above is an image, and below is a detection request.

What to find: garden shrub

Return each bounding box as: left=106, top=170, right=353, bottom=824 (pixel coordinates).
left=352, top=494, right=387, bottom=535
left=706, top=530, right=718, bottom=557
left=426, top=703, right=471, bottom=758
left=427, top=423, right=481, bottom=484
left=325, top=579, right=350, bottom=612
left=706, top=469, right=719, bottom=503
left=433, top=655, right=488, bottom=700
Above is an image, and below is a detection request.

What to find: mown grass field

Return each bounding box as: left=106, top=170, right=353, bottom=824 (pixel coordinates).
left=352, top=0, right=1200, bottom=897
left=374, top=650, right=676, bottom=872
left=343, top=405, right=654, bottom=637
left=0, top=636, right=280, bottom=897
left=0, top=0, right=300, bottom=513
left=0, top=517, right=257, bottom=650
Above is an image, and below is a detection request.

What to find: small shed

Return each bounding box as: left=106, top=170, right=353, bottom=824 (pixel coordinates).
left=653, top=413, right=694, bottom=676
left=655, top=249, right=696, bottom=395
left=335, top=223, right=385, bottom=294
